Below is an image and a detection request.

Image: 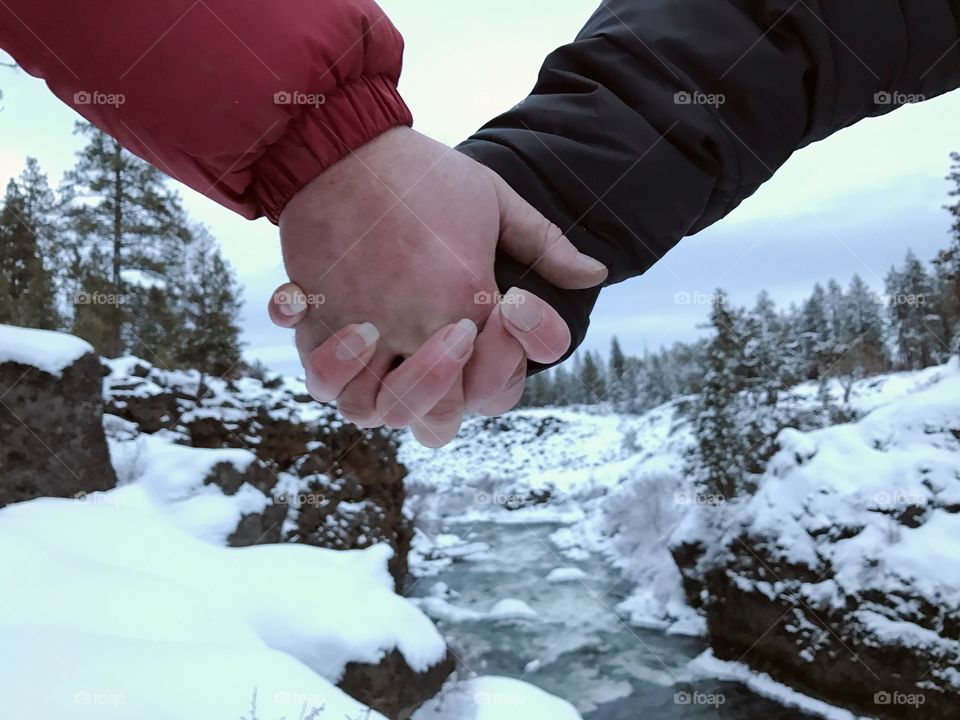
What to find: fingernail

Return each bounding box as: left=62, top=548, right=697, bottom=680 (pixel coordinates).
left=336, top=322, right=379, bottom=360
left=442, top=319, right=477, bottom=360
left=279, top=293, right=307, bottom=316
left=500, top=287, right=543, bottom=332
left=577, top=253, right=607, bottom=275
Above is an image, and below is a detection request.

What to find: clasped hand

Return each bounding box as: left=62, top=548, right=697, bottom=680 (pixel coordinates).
left=267, top=127, right=606, bottom=447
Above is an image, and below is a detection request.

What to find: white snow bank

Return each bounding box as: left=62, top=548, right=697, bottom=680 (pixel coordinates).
left=689, top=651, right=861, bottom=720
left=0, top=324, right=93, bottom=375
left=413, top=676, right=582, bottom=720
left=488, top=598, right=538, bottom=620
left=546, top=567, right=588, bottom=583
left=742, top=359, right=960, bottom=606
left=0, top=491, right=448, bottom=719
left=107, top=429, right=272, bottom=544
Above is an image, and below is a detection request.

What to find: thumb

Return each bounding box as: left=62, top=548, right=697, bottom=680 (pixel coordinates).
left=493, top=173, right=608, bottom=290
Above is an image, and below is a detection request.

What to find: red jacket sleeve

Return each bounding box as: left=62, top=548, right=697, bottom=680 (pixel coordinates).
left=0, top=0, right=412, bottom=223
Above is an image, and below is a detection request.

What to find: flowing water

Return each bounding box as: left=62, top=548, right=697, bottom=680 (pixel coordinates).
left=407, top=521, right=816, bottom=719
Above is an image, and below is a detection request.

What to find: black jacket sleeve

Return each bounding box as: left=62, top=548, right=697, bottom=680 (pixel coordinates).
left=460, top=0, right=960, bottom=371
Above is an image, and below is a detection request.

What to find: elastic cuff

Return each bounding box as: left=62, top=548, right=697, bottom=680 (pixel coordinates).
left=251, top=74, right=413, bottom=224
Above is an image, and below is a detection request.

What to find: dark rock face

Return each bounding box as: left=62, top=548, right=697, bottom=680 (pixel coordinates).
left=0, top=352, right=116, bottom=507
left=339, top=649, right=457, bottom=720
left=673, top=523, right=960, bottom=720
left=294, top=427, right=411, bottom=590
left=102, top=358, right=448, bottom=716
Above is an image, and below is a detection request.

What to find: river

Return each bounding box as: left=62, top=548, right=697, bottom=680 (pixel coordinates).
left=406, top=521, right=816, bottom=719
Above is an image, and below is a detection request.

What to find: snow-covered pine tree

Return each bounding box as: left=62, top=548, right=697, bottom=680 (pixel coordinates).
left=580, top=351, right=607, bottom=404
left=62, top=122, right=191, bottom=357
left=688, top=290, right=749, bottom=500
left=933, top=151, right=960, bottom=354
left=885, top=250, right=948, bottom=369
left=797, top=283, right=833, bottom=379
left=829, top=274, right=888, bottom=401
left=177, top=227, right=243, bottom=377
left=607, top=336, right=637, bottom=411
left=0, top=159, right=60, bottom=329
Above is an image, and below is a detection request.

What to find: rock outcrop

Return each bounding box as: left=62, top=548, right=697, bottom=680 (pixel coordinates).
left=0, top=335, right=116, bottom=507
left=671, top=363, right=960, bottom=720
left=100, top=356, right=445, bottom=718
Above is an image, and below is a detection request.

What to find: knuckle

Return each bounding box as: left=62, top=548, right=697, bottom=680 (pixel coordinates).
left=424, top=402, right=463, bottom=426
left=337, top=397, right=376, bottom=424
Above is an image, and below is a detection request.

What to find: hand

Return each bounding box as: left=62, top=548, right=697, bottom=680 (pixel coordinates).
left=271, top=126, right=606, bottom=446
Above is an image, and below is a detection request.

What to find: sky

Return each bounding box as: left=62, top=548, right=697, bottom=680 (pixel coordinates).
left=1, top=0, right=958, bottom=376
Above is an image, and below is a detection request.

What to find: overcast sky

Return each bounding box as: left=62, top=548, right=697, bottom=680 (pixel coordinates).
left=2, top=0, right=958, bottom=375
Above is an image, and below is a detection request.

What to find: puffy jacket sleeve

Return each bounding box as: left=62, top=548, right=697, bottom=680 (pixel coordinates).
left=462, top=0, right=960, bottom=369
left=0, top=0, right=411, bottom=223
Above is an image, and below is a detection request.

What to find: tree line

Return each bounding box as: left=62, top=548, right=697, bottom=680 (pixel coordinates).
left=521, top=152, right=960, bottom=422
left=0, top=122, right=243, bottom=375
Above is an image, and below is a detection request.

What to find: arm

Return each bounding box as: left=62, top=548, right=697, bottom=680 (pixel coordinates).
left=464, top=0, right=960, bottom=367
left=0, top=0, right=410, bottom=223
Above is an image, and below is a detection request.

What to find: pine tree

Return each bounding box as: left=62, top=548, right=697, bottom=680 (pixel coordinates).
left=551, top=365, right=573, bottom=406
left=797, top=283, right=833, bottom=379
left=886, top=251, right=947, bottom=369
left=0, top=159, right=60, bottom=330
left=829, top=274, right=888, bottom=400
left=934, top=152, right=960, bottom=354
left=744, top=290, right=786, bottom=405
left=608, top=336, right=634, bottom=410
left=177, top=228, right=243, bottom=376
left=580, top=351, right=607, bottom=404
left=71, top=248, right=120, bottom=353
left=62, top=122, right=191, bottom=356
left=689, top=290, right=748, bottom=499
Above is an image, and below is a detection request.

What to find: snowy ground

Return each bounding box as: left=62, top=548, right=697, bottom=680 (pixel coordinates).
left=399, top=361, right=960, bottom=718
left=0, top=326, right=582, bottom=720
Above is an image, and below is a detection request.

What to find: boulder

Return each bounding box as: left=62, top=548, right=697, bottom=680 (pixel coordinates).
left=338, top=649, right=457, bottom=720
left=0, top=349, right=116, bottom=507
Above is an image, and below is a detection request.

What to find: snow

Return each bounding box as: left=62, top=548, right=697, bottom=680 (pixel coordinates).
left=0, top=490, right=451, bottom=718
left=545, top=567, right=588, bottom=583
left=733, top=359, right=960, bottom=627
left=689, top=651, right=864, bottom=720
left=0, top=323, right=93, bottom=375
left=413, top=676, right=582, bottom=720
left=488, top=598, right=538, bottom=620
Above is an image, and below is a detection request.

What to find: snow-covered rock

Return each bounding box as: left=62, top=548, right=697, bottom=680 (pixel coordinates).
left=0, top=323, right=92, bottom=375
left=0, top=491, right=448, bottom=720
left=0, top=325, right=116, bottom=507
left=413, top=676, right=582, bottom=720
left=672, top=360, right=960, bottom=719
